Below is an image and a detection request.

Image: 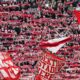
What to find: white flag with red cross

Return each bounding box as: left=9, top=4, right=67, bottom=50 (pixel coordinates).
left=0, top=52, right=20, bottom=80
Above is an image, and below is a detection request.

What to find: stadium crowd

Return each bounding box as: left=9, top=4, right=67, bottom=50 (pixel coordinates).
left=0, top=0, right=80, bottom=80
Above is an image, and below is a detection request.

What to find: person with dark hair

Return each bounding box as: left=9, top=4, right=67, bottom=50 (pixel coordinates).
left=14, top=26, right=21, bottom=35
left=32, top=61, right=37, bottom=68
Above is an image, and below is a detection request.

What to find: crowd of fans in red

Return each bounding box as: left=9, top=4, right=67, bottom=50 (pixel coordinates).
left=0, top=0, right=80, bottom=80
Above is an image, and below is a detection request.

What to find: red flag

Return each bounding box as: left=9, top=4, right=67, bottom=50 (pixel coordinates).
left=0, top=52, right=20, bottom=80
left=36, top=52, right=65, bottom=80
left=74, top=10, right=80, bottom=24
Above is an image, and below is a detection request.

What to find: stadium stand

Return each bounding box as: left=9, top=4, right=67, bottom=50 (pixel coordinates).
left=0, top=0, right=80, bottom=80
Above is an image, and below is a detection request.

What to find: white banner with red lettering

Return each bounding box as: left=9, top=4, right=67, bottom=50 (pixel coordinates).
left=35, top=52, right=65, bottom=80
